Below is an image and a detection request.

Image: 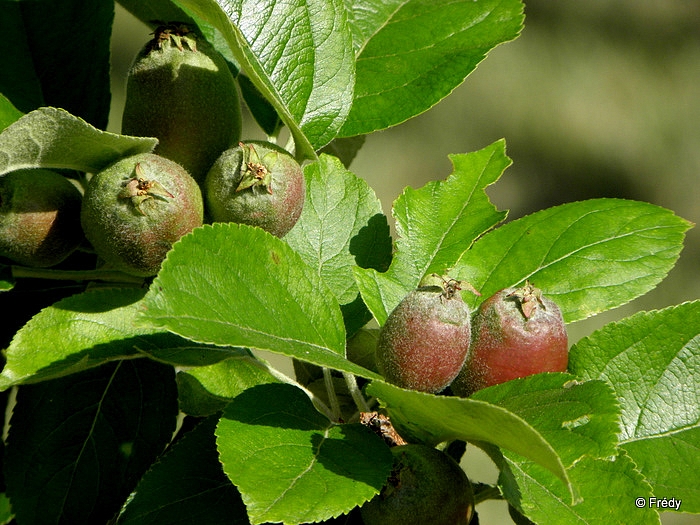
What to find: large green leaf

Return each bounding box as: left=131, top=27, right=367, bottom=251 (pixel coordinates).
left=117, top=416, right=250, bottom=525
left=365, top=380, right=574, bottom=499
left=339, top=0, right=524, bottom=136
left=454, top=199, right=692, bottom=322
left=216, top=383, right=392, bottom=524
left=172, top=0, right=354, bottom=156
left=0, top=288, right=223, bottom=389
left=0, top=107, right=156, bottom=177
left=570, top=301, right=700, bottom=512
left=5, top=360, right=178, bottom=525
left=0, top=0, right=113, bottom=128
left=503, top=450, right=660, bottom=525
left=285, top=154, right=392, bottom=335
left=140, top=223, right=379, bottom=379
left=471, top=373, right=620, bottom=468
left=354, top=140, right=509, bottom=325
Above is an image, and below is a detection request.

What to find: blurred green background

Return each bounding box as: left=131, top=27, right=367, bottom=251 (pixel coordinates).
left=109, top=2, right=699, bottom=523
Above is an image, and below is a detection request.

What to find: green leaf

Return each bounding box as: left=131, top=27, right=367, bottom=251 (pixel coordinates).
left=0, top=0, right=113, bottom=128
left=471, top=374, right=620, bottom=467
left=365, top=381, right=574, bottom=498
left=0, top=288, right=145, bottom=388
left=172, top=0, right=355, bottom=155
left=454, top=199, right=692, bottom=322
left=177, top=354, right=281, bottom=416
left=285, top=154, right=392, bottom=335
left=570, top=301, right=700, bottom=512
left=0, top=287, right=221, bottom=390
left=216, top=383, right=393, bottom=524
left=117, top=416, right=250, bottom=525
left=0, top=94, right=22, bottom=133
left=5, top=361, right=178, bottom=525
left=140, top=223, right=380, bottom=380
left=355, top=140, right=510, bottom=325
left=0, top=107, right=157, bottom=177
left=504, top=450, right=660, bottom=525
left=339, top=0, right=524, bottom=136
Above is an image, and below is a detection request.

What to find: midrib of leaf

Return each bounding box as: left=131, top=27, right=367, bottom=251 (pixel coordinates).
left=154, top=312, right=338, bottom=355
left=261, top=426, right=332, bottom=517
left=60, top=361, right=122, bottom=515
left=621, top=424, right=700, bottom=446
left=402, top=150, right=492, bottom=278
left=510, top=462, right=587, bottom=524
left=482, top=204, right=679, bottom=288
left=353, top=2, right=404, bottom=57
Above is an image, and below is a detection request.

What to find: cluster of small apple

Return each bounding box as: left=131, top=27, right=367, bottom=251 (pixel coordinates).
left=0, top=24, right=305, bottom=278
left=376, top=276, right=568, bottom=397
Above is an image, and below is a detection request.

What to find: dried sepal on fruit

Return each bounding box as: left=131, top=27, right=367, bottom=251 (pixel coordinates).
left=81, top=153, right=203, bottom=277
left=117, top=162, right=175, bottom=215
left=375, top=274, right=473, bottom=393
left=204, top=141, right=305, bottom=237
left=452, top=281, right=569, bottom=397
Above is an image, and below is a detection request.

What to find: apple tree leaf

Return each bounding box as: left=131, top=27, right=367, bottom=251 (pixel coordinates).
left=5, top=360, right=178, bottom=525
left=0, top=107, right=157, bottom=177
left=354, top=139, right=509, bottom=325
left=454, top=199, right=692, bottom=322
left=570, top=301, right=700, bottom=512
left=503, top=449, right=660, bottom=525
left=339, top=0, right=524, bottom=136
left=116, top=416, right=249, bottom=525
left=140, top=223, right=380, bottom=380
left=365, top=380, right=575, bottom=500
left=285, top=154, right=392, bottom=335
left=216, top=383, right=393, bottom=524
left=0, top=288, right=225, bottom=390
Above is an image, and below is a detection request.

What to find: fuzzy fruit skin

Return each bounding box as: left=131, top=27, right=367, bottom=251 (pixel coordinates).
left=376, top=284, right=471, bottom=393
left=81, top=153, right=203, bottom=277
left=0, top=169, right=82, bottom=267
left=204, top=141, right=305, bottom=237
left=451, top=284, right=568, bottom=397
left=360, top=444, right=474, bottom=525
left=121, top=33, right=241, bottom=184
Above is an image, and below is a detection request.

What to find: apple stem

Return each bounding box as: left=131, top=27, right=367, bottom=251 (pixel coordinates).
left=262, top=363, right=337, bottom=421
left=472, top=483, right=503, bottom=504
left=343, top=372, right=372, bottom=413
left=323, top=367, right=342, bottom=422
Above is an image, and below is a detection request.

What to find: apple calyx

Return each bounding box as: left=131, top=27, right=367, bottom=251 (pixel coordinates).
left=235, top=142, right=277, bottom=194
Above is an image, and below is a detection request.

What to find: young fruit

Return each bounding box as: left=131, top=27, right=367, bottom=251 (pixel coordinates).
left=204, top=141, right=305, bottom=237
left=80, top=153, right=203, bottom=277
left=0, top=169, right=82, bottom=267
left=451, top=281, right=568, bottom=397
left=375, top=274, right=472, bottom=393
left=121, top=24, right=242, bottom=184
left=360, top=444, right=474, bottom=525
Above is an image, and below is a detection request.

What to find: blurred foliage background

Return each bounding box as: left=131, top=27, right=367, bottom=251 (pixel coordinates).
left=109, top=2, right=699, bottom=523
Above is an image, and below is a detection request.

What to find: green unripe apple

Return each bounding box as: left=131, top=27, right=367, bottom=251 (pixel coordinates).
left=0, top=169, right=82, bottom=267
left=204, top=141, right=305, bottom=237
left=122, top=24, right=242, bottom=184
left=376, top=275, right=472, bottom=393
left=360, top=444, right=474, bottom=525
left=80, top=153, right=203, bottom=277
